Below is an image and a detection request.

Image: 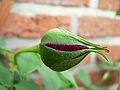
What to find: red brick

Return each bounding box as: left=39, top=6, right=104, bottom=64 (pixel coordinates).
left=59, top=0, right=89, bottom=6
left=78, top=16, right=120, bottom=38
left=0, top=13, right=71, bottom=38
left=0, top=13, right=38, bottom=37
left=75, top=70, right=120, bottom=86
left=56, top=16, right=71, bottom=31
left=17, top=0, right=89, bottom=6
left=17, top=0, right=60, bottom=5
left=97, top=45, right=120, bottom=62
left=99, top=0, right=120, bottom=11
left=0, top=0, right=14, bottom=28
left=32, top=15, right=71, bottom=37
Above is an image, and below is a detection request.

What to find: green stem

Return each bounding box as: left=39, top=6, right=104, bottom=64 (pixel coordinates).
left=14, top=44, right=40, bottom=65
left=0, top=47, right=11, bottom=51
left=0, top=47, right=13, bottom=56
left=11, top=44, right=40, bottom=72
left=0, top=44, right=40, bottom=72
left=15, top=44, right=40, bottom=55
left=0, top=48, right=16, bottom=72
left=0, top=47, right=14, bottom=63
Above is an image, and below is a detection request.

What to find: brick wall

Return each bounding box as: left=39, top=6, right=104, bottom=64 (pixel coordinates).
left=1, top=0, right=120, bottom=89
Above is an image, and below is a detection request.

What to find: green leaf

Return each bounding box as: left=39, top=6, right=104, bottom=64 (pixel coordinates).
left=38, top=65, right=61, bottom=90
left=61, top=88, right=77, bottom=90
left=78, top=69, right=92, bottom=87
left=90, top=85, right=109, bottom=90
left=97, top=57, right=120, bottom=70
left=17, top=52, right=41, bottom=77
left=13, top=72, right=21, bottom=84
left=57, top=73, right=71, bottom=89
left=117, top=84, right=120, bottom=90
left=80, top=87, right=87, bottom=90
left=0, top=85, right=7, bottom=90
left=60, top=71, right=78, bottom=87
left=116, top=9, right=120, bottom=16
left=107, top=58, right=113, bottom=64
left=15, top=79, right=41, bottom=90
left=0, top=55, right=3, bottom=65
left=0, top=37, right=5, bottom=48
left=97, top=63, right=111, bottom=70
left=0, top=66, right=13, bottom=87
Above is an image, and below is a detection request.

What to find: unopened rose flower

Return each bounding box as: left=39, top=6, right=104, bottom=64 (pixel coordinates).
left=39, top=28, right=109, bottom=71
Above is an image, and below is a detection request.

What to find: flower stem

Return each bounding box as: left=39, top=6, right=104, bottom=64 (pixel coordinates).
left=14, top=44, right=40, bottom=64
left=0, top=47, right=13, bottom=56
left=15, top=44, right=40, bottom=55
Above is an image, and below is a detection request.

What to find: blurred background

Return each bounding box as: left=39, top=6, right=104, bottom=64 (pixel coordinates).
left=0, top=0, right=120, bottom=90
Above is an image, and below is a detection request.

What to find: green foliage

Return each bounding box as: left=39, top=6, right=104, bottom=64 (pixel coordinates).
left=116, top=9, right=120, bottom=16
left=17, top=52, right=41, bottom=77
left=58, top=73, right=72, bottom=89
left=78, top=69, right=92, bottom=87
left=13, top=72, right=21, bottom=84
left=98, top=62, right=120, bottom=70
left=15, top=80, right=42, bottom=90
left=0, top=55, right=3, bottom=65
left=78, top=69, right=109, bottom=90
left=0, top=37, right=5, bottom=48
left=38, top=65, right=62, bottom=90
left=58, top=71, right=78, bottom=89
left=62, top=88, right=77, bottom=90
left=0, top=85, right=7, bottom=90
left=90, top=85, right=108, bottom=90
left=60, top=71, right=78, bottom=87
left=117, top=84, right=120, bottom=90
left=0, top=66, right=13, bottom=87
left=38, top=65, right=78, bottom=90
left=97, top=57, right=120, bottom=90
left=97, top=57, right=120, bottom=70
left=0, top=37, right=7, bottom=66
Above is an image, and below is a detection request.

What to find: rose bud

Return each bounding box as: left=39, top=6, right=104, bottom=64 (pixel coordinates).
left=39, top=28, right=109, bottom=71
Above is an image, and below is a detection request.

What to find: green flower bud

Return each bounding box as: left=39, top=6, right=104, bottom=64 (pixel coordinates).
left=39, top=28, right=109, bottom=71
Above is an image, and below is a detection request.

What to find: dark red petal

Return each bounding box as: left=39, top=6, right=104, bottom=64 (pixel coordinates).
left=45, top=43, right=89, bottom=52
